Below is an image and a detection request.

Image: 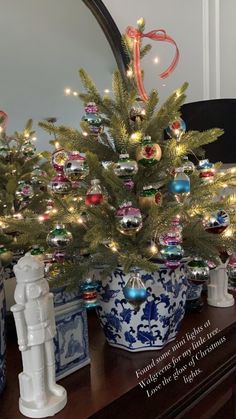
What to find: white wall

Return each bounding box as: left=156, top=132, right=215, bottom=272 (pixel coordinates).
left=104, top=0, right=236, bottom=104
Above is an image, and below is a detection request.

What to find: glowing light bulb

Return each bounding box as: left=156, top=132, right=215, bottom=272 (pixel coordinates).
left=38, top=215, right=45, bottom=222
left=51, top=208, right=58, bottom=214
left=104, top=89, right=110, bottom=94
left=0, top=127, right=3, bottom=133
left=64, top=88, right=71, bottom=96
left=153, top=57, right=159, bottom=64
left=224, top=228, right=233, bottom=237
left=55, top=141, right=60, bottom=149
left=77, top=217, right=83, bottom=224
left=32, top=136, right=37, bottom=141
left=127, top=69, right=133, bottom=78
left=73, top=91, right=78, bottom=96
left=69, top=206, right=75, bottom=212
left=137, top=17, right=144, bottom=26
left=82, top=131, right=88, bottom=137
left=150, top=243, right=158, bottom=254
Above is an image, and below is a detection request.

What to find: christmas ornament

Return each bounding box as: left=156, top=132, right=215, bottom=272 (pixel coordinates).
left=31, top=167, right=47, bottom=184
left=159, top=227, right=182, bottom=246
left=138, top=185, right=162, bottom=209
left=49, top=173, right=71, bottom=194
left=187, top=258, right=209, bottom=285
left=46, top=199, right=54, bottom=210
left=0, top=147, right=9, bottom=158
left=85, top=179, right=104, bottom=206
left=160, top=245, right=184, bottom=269
left=197, top=159, right=215, bottom=181
left=166, top=117, right=186, bottom=140
left=52, top=148, right=68, bottom=172
left=0, top=245, right=13, bottom=266
left=30, top=245, right=45, bottom=261
left=64, top=151, right=89, bottom=181
left=115, top=202, right=143, bottom=236
left=126, top=26, right=179, bottom=102
left=123, top=271, right=147, bottom=311
left=172, top=215, right=182, bottom=228
left=113, top=154, right=138, bottom=178
left=82, top=102, right=103, bottom=136
left=204, top=210, right=230, bottom=234
left=228, top=253, right=236, bottom=285
left=22, top=141, right=36, bottom=158
left=123, top=178, right=135, bottom=192
left=53, top=250, right=66, bottom=263
left=0, top=110, right=8, bottom=130
left=181, top=156, right=195, bottom=175
left=130, top=98, right=146, bottom=121
left=16, top=181, right=34, bottom=201
left=80, top=278, right=98, bottom=309
left=136, top=136, right=162, bottom=166
left=168, top=169, right=190, bottom=204
left=46, top=224, right=73, bottom=249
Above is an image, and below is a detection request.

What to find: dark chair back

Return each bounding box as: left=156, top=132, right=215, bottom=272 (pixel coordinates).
left=181, top=99, right=236, bottom=163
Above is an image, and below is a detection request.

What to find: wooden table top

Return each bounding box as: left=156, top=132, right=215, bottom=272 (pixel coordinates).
left=1, top=295, right=236, bottom=419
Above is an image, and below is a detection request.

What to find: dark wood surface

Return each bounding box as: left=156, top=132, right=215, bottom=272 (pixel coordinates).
left=0, top=295, right=236, bottom=419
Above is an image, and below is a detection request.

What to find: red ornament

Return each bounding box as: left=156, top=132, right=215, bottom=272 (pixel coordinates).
left=85, top=179, right=104, bottom=206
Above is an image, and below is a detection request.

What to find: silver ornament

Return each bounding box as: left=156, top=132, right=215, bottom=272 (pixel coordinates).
left=16, top=181, right=34, bottom=201
left=49, top=174, right=71, bottom=194
left=187, top=259, right=209, bottom=284
left=115, top=202, right=143, bottom=236
left=64, top=152, right=89, bottom=181
left=130, top=98, right=146, bottom=121
left=113, top=154, right=138, bottom=178
left=46, top=223, right=73, bottom=249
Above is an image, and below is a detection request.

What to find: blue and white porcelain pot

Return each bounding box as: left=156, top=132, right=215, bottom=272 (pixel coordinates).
left=96, top=266, right=188, bottom=352
left=0, top=264, right=6, bottom=393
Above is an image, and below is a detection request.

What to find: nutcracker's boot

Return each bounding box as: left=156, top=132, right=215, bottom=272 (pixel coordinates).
left=30, top=346, right=47, bottom=408
left=46, top=341, right=65, bottom=397
left=33, top=369, right=47, bottom=408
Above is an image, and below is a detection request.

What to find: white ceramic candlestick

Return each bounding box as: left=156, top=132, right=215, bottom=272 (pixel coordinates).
left=11, top=254, right=67, bottom=418
left=207, top=262, right=234, bottom=308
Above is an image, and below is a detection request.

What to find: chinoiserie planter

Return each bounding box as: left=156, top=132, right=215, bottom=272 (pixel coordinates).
left=0, top=263, right=6, bottom=394
left=52, top=286, right=90, bottom=380
left=96, top=266, right=188, bottom=352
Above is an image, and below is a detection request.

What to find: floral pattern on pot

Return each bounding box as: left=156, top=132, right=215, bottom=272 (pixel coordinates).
left=96, top=266, right=188, bottom=352
left=0, top=265, right=6, bottom=393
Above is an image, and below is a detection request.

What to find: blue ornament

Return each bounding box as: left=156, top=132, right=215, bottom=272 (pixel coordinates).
left=123, top=272, right=147, bottom=311
left=168, top=170, right=190, bottom=203
left=166, top=117, right=186, bottom=140
left=81, top=278, right=99, bottom=309
left=197, top=159, right=215, bottom=181
left=160, top=245, right=184, bottom=269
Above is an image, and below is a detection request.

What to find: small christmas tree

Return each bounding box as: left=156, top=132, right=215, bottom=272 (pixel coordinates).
left=36, top=20, right=236, bottom=292
left=0, top=117, right=51, bottom=260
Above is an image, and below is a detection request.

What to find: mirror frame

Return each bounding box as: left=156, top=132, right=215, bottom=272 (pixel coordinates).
left=82, top=0, right=129, bottom=80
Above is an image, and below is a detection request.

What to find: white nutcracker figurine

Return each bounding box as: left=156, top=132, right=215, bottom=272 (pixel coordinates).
left=207, top=261, right=234, bottom=308
left=11, top=254, right=67, bottom=418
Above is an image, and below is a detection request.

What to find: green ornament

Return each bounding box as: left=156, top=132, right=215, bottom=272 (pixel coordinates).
left=136, top=136, right=162, bottom=166
left=0, top=245, right=13, bottom=266
left=46, top=224, right=73, bottom=249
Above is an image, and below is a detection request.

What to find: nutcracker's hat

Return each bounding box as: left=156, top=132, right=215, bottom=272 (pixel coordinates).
left=13, top=253, right=44, bottom=283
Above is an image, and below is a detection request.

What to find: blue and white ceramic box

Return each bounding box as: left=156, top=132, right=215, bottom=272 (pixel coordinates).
left=53, top=287, right=90, bottom=380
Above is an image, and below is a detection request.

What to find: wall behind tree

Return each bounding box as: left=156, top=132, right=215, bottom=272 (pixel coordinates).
left=104, top=0, right=236, bottom=105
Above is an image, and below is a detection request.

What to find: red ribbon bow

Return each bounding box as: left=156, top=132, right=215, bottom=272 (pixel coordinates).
left=126, top=26, right=179, bottom=102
